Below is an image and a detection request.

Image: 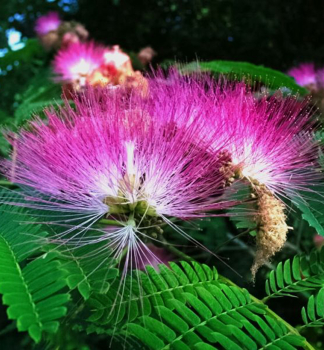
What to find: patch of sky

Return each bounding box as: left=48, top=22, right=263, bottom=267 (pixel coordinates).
left=6, top=28, right=25, bottom=51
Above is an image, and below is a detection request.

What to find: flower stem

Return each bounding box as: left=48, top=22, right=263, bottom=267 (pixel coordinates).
left=97, top=218, right=125, bottom=227
left=0, top=180, right=15, bottom=187
left=215, top=229, right=251, bottom=252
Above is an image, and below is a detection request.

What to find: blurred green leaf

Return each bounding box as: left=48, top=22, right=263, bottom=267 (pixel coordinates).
left=14, top=69, right=62, bottom=123
left=0, top=39, right=43, bottom=70
left=179, top=60, right=308, bottom=95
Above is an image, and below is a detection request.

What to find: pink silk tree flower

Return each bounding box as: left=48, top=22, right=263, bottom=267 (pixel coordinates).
left=146, top=72, right=322, bottom=276
left=206, top=82, right=321, bottom=275
left=147, top=73, right=320, bottom=198
left=287, top=63, right=317, bottom=87
left=53, top=41, right=105, bottom=88
left=1, top=86, right=236, bottom=271
left=214, top=86, right=319, bottom=197
left=34, top=12, right=61, bottom=36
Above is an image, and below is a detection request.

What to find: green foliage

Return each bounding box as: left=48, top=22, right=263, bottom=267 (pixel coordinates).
left=58, top=245, right=119, bottom=300
left=0, top=67, right=62, bottom=157
left=0, top=207, right=70, bottom=342
left=0, top=39, right=43, bottom=70
left=86, top=261, right=309, bottom=350
left=292, top=188, right=324, bottom=237
left=225, top=180, right=257, bottom=232
left=97, top=261, right=305, bottom=350
left=13, top=68, right=62, bottom=124
left=179, top=60, right=308, bottom=95
left=87, top=261, right=219, bottom=329
left=264, top=248, right=324, bottom=299
left=300, top=287, right=324, bottom=329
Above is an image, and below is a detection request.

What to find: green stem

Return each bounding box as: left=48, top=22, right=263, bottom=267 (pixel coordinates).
left=215, top=229, right=251, bottom=252
left=97, top=218, right=125, bottom=227
left=0, top=180, right=15, bottom=187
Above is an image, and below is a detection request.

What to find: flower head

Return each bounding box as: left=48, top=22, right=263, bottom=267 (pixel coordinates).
left=146, top=72, right=322, bottom=275
left=34, top=12, right=61, bottom=36
left=206, top=80, right=321, bottom=274
left=138, top=47, right=157, bottom=66
left=53, top=42, right=105, bottom=87
left=287, top=63, right=317, bottom=87
left=2, top=85, right=236, bottom=272
left=148, top=73, right=320, bottom=197
left=214, top=85, right=319, bottom=197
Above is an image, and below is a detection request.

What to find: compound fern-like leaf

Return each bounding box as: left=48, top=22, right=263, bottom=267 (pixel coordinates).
left=264, top=248, right=324, bottom=300
left=300, top=287, right=324, bottom=329
left=0, top=207, right=70, bottom=342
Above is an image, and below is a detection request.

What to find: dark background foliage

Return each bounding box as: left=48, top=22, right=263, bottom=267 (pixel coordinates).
left=1, top=0, right=324, bottom=115
left=2, top=0, right=324, bottom=69
left=1, top=0, right=324, bottom=114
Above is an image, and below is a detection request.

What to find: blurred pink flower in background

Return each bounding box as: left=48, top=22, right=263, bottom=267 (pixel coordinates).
left=138, top=46, right=157, bottom=65
left=287, top=63, right=317, bottom=88
left=34, top=12, right=61, bottom=36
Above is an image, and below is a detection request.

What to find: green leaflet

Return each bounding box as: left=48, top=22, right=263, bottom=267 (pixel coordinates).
left=58, top=244, right=119, bottom=300
left=0, top=207, right=70, bottom=342
left=300, top=287, right=324, bottom=329
left=289, top=130, right=324, bottom=234
left=264, top=248, right=324, bottom=300
left=291, top=187, right=324, bottom=237
left=179, top=60, right=308, bottom=95
left=225, top=180, right=257, bottom=232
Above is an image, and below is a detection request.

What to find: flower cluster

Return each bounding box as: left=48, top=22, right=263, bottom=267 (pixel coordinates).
left=288, top=62, right=324, bottom=91
left=288, top=63, right=324, bottom=116
left=35, top=12, right=153, bottom=92
left=2, top=73, right=322, bottom=276
left=53, top=43, right=147, bottom=91
left=34, top=12, right=88, bottom=50
left=148, top=74, right=322, bottom=274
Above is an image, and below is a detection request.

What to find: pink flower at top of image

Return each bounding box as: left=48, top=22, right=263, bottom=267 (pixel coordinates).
left=213, top=84, right=320, bottom=198
left=287, top=63, right=317, bottom=87
left=103, top=46, right=130, bottom=68
left=53, top=41, right=105, bottom=87
left=34, top=12, right=61, bottom=36
left=147, top=72, right=321, bottom=199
